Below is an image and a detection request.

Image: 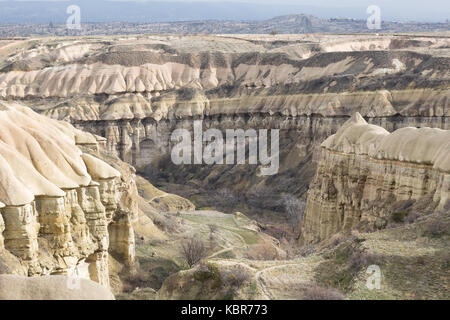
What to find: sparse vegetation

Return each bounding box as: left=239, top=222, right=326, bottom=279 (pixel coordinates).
left=247, top=185, right=283, bottom=212
left=210, top=188, right=240, bottom=212
left=280, top=194, right=306, bottom=232
left=316, top=240, right=380, bottom=292
left=245, top=242, right=281, bottom=260
left=298, top=244, right=316, bottom=257
left=302, top=284, right=345, bottom=300
left=180, top=236, right=207, bottom=268
left=122, top=270, right=152, bottom=293
left=424, top=219, right=449, bottom=237
left=221, top=267, right=252, bottom=288
left=391, top=211, right=408, bottom=223
left=208, top=224, right=218, bottom=234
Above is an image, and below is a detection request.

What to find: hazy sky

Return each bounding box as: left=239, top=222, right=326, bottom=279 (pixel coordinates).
left=124, top=0, right=446, bottom=22
left=1, top=0, right=449, bottom=22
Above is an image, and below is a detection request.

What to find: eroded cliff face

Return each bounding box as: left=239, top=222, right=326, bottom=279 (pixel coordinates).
left=300, top=113, right=450, bottom=244
left=0, top=102, right=137, bottom=287
left=0, top=34, right=448, bottom=204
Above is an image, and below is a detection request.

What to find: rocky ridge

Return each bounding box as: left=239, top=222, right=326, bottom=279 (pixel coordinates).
left=0, top=34, right=446, bottom=223
left=301, top=113, right=450, bottom=244
left=0, top=101, right=137, bottom=287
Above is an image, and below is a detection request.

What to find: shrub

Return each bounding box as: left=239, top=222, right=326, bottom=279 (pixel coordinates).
left=405, top=212, right=419, bottom=224
left=391, top=211, right=408, bottom=223
left=208, top=224, right=218, bottom=249
left=180, top=236, right=207, bottom=268
left=211, top=188, right=240, bottom=212
left=328, top=234, right=355, bottom=249
left=247, top=185, right=280, bottom=210
left=442, top=251, right=450, bottom=270
left=302, top=284, right=345, bottom=300
left=245, top=242, right=280, bottom=261
left=280, top=194, right=306, bottom=230
left=298, top=244, right=316, bottom=257
left=221, top=267, right=252, bottom=288
left=122, top=270, right=151, bottom=293
left=208, top=224, right=218, bottom=234
left=424, top=219, right=449, bottom=237
left=153, top=214, right=178, bottom=233
left=348, top=250, right=377, bottom=274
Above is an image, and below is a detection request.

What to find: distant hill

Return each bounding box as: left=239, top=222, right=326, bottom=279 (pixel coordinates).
left=1, top=12, right=449, bottom=37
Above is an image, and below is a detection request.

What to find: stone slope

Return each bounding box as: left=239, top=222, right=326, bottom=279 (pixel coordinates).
left=0, top=101, right=137, bottom=287
left=301, top=113, right=450, bottom=244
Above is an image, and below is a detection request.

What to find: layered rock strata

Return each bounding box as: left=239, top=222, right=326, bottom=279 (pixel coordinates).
left=0, top=102, right=136, bottom=287
left=300, top=113, right=450, bottom=244
left=0, top=35, right=448, bottom=196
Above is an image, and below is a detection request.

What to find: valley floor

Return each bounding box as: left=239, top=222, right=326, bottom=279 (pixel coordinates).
left=121, top=177, right=450, bottom=300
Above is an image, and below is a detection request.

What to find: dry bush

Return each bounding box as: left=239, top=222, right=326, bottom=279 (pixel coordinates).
left=302, top=284, right=345, bottom=300
left=391, top=211, right=408, bottom=223
left=261, top=225, right=288, bottom=241
left=328, top=233, right=356, bottom=249
left=424, top=219, right=449, bottom=237
left=208, top=224, right=218, bottom=234
left=122, top=270, right=151, bottom=293
left=280, top=194, right=306, bottom=231
left=247, top=185, right=279, bottom=210
left=348, top=249, right=378, bottom=274
left=280, top=237, right=303, bottom=259
left=245, top=242, right=281, bottom=261
left=405, top=212, right=420, bottom=224
left=298, top=244, right=316, bottom=257
left=442, top=251, right=450, bottom=270
left=245, top=247, right=268, bottom=261
left=153, top=214, right=178, bottom=233
left=211, top=188, right=239, bottom=212
left=221, top=267, right=252, bottom=288
left=180, top=236, right=207, bottom=268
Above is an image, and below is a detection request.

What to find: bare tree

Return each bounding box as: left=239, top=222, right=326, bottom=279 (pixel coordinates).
left=208, top=224, right=218, bottom=234
left=247, top=185, right=279, bottom=210
left=280, top=194, right=306, bottom=231
left=180, top=236, right=207, bottom=268
left=211, top=188, right=239, bottom=212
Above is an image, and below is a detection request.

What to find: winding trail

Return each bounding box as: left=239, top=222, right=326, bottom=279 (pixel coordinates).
left=255, top=263, right=300, bottom=300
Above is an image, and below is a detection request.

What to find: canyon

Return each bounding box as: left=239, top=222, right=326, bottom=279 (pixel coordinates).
left=1, top=34, right=448, bottom=202
left=0, top=33, right=448, bottom=299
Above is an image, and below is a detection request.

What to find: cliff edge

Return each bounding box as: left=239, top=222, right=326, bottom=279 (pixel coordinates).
left=301, top=112, right=449, bottom=244
left=0, top=101, right=137, bottom=288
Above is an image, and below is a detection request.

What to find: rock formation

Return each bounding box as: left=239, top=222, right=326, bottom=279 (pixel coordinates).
left=0, top=34, right=447, bottom=200
left=0, top=35, right=447, bottom=300
left=0, top=34, right=448, bottom=220
left=300, top=113, right=450, bottom=244
left=0, top=101, right=136, bottom=287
